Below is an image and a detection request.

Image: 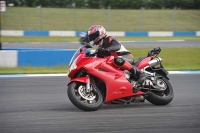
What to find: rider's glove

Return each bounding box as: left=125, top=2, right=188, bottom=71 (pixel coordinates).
left=153, top=47, right=161, bottom=54
left=96, top=47, right=110, bottom=53
left=147, top=47, right=161, bottom=56
left=86, top=52, right=94, bottom=57
left=102, top=48, right=110, bottom=52
left=89, top=41, right=94, bottom=45
left=86, top=52, right=91, bottom=56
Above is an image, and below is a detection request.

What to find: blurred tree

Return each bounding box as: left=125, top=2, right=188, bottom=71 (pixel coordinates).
left=181, top=0, right=196, bottom=9
left=194, top=0, right=200, bottom=9
left=148, top=0, right=164, bottom=9
left=87, top=0, right=101, bottom=9
left=6, top=0, right=200, bottom=9
left=131, top=0, right=143, bottom=9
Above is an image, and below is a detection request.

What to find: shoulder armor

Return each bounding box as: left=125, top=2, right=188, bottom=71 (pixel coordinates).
left=107, top=36, right=115, bottom=43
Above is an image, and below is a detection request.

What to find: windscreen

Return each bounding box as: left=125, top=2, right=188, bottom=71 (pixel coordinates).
left=68, top=45, right=85, bottom=67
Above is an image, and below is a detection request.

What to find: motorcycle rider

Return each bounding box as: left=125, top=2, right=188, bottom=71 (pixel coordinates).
left=87, top=25, right=147, bottom=85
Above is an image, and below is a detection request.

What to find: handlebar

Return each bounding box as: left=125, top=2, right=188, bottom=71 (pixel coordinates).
left=84, top=43, right=93, bottom=48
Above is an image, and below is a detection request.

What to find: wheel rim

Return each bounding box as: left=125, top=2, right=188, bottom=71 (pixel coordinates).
left=74, top=85, right=100, bottom=104
left=157, top=79, right=167, bottom=91
left=153, top=79, right=170, bottom=97
left=78, top=86, right=96, bottom=100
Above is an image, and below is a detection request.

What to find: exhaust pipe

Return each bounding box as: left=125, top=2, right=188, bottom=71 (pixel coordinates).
left=149, top=57, right=162, bottom=67
left=142, top=57, right=162, bottom=76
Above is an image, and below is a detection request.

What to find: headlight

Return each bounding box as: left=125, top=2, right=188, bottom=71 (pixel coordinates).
left=67, top=58, right=78, bottom=76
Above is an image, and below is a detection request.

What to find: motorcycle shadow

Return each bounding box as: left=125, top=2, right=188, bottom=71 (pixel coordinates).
left=49, top=104, right=85, bottom=112
left=50, top=102, right=158, bottom=112
left=49, top=102, right=155, bottom=112
left=101, top=102, right=154, bottom=110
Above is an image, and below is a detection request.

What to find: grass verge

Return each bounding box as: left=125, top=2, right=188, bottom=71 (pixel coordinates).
left=0, top=66, right=69, bottom=74
left=2, top=7, right=200, bottom=31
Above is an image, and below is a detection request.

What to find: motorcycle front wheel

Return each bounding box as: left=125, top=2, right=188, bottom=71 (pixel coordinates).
left=67, top=82, right=103, bottom=111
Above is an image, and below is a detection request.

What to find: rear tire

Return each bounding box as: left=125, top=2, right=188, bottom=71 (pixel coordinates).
left=67, top=82, right=103, bottom=111
left=146, top=76, right=174, bottom=105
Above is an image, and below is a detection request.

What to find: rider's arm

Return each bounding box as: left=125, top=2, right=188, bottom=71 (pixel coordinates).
left=106, top=37, right=121, bottom=52
left=96, top=37, right=121, bottom=56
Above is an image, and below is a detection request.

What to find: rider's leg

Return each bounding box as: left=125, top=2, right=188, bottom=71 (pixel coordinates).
left=113, top=57, right=147, bottom=85
left=129, top=65, right=147, bottom=85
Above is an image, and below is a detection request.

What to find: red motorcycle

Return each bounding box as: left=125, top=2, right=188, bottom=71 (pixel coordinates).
left=67, top=44, right=174, bottom=111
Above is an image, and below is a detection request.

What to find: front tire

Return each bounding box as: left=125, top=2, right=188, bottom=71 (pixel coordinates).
left=146, top=76, right=174, bottom=105
left=67, top=82, right=103, bottom=111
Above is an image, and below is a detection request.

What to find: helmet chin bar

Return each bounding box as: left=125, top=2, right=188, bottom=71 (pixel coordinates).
left=89, top=40, right=101, bottom=46
left=89, top=41, right=94, bottom=45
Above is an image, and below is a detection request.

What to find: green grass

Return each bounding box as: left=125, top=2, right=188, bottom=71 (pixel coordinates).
left=2, top=36, right=200, bottom=42
left=128, top=48, right=200, bottom=71
left=1, top=7, right=200, bottom=31
left=0, top=48, right=200, bottom=74
left=0, top=66, right=69, bottom=74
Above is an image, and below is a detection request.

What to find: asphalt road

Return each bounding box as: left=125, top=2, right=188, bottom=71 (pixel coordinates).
left=0, top=74, right=200, bottom=133
left=3, top=41, right=200, bottom=49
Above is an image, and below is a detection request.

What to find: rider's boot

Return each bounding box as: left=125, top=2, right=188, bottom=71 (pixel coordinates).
left=129, top=65, right=147, bottom=85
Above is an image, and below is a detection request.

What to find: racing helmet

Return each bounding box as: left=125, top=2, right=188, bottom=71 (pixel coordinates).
left=87, top=25, right=107, bottom=44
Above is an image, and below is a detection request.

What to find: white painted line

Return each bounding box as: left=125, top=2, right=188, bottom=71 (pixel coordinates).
left=168, top=71, right=200, bottom=74
left=120, top=41, right=136, bottom=43
left=0, top=74, right=26, bottom=77
left=70, top=42, right=80, bottom=43
left=121, top=40, right=185, bottom=43
left=0, top=74, right=67, bottom=78
left=157, top=40, right=185, bottom=42
left=26, top=74, right=67, bottom=77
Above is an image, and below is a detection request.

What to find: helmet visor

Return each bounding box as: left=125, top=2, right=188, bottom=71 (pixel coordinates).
left=88, top=31, right=99, bottom=42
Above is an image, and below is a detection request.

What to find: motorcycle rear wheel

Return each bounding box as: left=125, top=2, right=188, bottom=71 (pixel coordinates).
left=146, top=76, right=174, bottom=105
left=67, top=82, right=103, bottom=111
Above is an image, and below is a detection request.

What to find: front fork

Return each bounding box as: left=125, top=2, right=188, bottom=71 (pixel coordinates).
left=68, top=75, right=93, bottom=93
left=86, top=75, right=91, bottom=93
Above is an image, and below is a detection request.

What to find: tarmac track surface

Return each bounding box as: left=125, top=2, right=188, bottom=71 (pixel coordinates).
left=0, top=74, right=200, bottom=133
left=3, top=41, right=200, bottom=49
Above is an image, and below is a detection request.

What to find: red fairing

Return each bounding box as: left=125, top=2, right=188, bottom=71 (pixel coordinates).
left=68, top=49, right=145, bottom=102
left=67, top=53, right=84, bottom=78
left=68, top=77, right=88, bottom=85
left=136, top=57, right=152, bottom=69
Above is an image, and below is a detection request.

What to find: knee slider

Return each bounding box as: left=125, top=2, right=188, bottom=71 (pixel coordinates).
left=114, top=57, right=125, bottom=66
